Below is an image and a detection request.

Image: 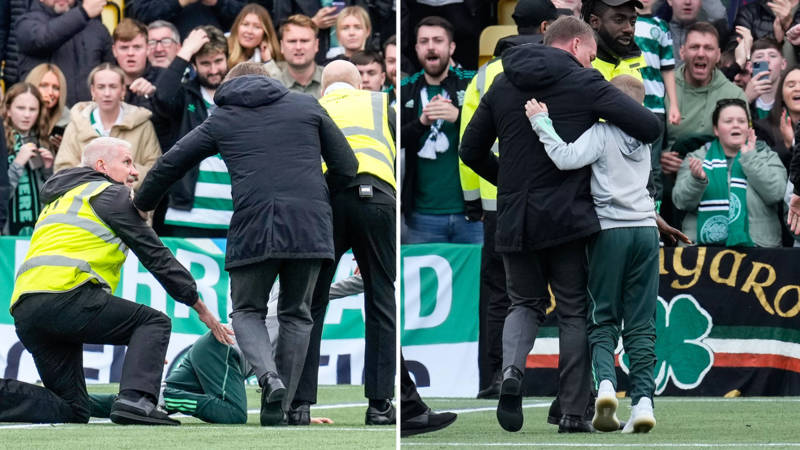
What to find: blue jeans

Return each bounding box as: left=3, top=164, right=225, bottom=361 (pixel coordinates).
left=403, top=211, right=484, bottom=244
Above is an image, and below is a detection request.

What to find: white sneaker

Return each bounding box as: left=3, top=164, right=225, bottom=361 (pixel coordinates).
left=622, top=397, right=656, bottom=434
left=592, top=379, right=619, bottom=432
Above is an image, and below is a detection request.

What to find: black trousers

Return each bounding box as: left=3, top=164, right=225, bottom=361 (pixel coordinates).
left=228, top=259, right=322, bottom=411
left=295, top=186, right=396, bottom=403
left=478, top=211, right=509, bottom=389
left=400, top=355, right=428, bottom=420
left=501, top=238, right=592, bottom=417
left=0, top=283, right=171, bottom=423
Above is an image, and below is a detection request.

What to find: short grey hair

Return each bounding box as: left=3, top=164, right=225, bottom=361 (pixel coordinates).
left=81, top=137, right=132, bottom=168
left=543, top=16, right=594, bottom=47
left=147, top=20, right=181, bottom=44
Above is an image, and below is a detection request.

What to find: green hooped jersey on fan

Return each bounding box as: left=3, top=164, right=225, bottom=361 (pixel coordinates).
left=164, top=154, right=232, bottom=229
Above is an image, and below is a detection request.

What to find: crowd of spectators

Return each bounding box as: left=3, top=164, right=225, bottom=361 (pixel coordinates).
left=399, top=0, right=800, bottom=405
left=400, top=0, right=800, bottom=251
left=0, top=0, right=397, bottom=236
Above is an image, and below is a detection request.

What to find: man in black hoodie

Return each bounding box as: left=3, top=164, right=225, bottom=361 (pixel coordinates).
left=458, top=0, right=561, bottom=403
left=460, top=16, right=661, bottom=433
left=0, top=136, right=231, bottom=426
left=134, top=62, right=358, bottom=427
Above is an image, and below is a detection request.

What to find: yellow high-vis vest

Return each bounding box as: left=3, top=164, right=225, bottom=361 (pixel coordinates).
left=319, top=88, right=396, bottom=188
left=459, top=58, right=503, bottom=211
left=10, top=180, right=129, bottom=310
left=592, top=53, right=647, bottom=82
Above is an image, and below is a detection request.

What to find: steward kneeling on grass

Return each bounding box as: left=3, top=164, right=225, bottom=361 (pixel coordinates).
left=0, top=137, right=233, bottom=426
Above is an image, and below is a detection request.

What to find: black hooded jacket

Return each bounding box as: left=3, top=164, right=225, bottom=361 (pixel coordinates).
left=459, top=43, right=661, bottom=252
left=152, top=57, right=210, bottom=210
left=39, top=167, right=199, bottom=305
left=134, top=75, right=358, bottom=269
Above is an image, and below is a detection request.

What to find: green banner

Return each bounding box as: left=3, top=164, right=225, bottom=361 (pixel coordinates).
left=0, top=237, right=364, bottom=338
left=400, top=243, right=481, bottom=346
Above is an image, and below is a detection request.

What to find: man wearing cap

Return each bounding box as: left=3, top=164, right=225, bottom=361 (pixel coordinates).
left=458, top=0, right=560, bottom=402
left=582, top=0, right=647, bottom=81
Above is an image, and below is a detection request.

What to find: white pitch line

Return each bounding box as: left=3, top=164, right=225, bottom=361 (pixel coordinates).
left=445, top=402, right=550, bottom=414
left=0, top=403, right=371, bottom=430
left=402, top=443, right=800, bottom=447
left=246, top=402, right=367, bottom=415
left=431, top=397, right=800, bottom=405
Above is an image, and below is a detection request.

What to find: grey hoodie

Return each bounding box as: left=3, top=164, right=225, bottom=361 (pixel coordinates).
left=529, top=112, right=656, bottom=230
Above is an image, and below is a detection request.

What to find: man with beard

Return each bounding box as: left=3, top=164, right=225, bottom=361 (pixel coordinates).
left=583, top=0, right=646, bottom=81
left=660, top=23, right=747, bottom=188
left=266, top=15, right=324, bottom=99
left=400, top=16, right=482, bottom=245
left=383, top=35, right=399, bottom=105
left=460, top=15, right=662, bottom=433
left=151, top=25, right=232, bottom=237
left=16, top=0, right=114, bottom=106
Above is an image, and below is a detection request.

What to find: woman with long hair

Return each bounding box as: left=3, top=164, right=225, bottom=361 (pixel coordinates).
left=54, top=63, right=161, bottom=191
left=228, top=3, right=282, bottom=66
left=3, top=82, right=54, bottom=235
left=674, top=98, right=787, bottom=247
left=24, top=63, right=70, bottom=151
left=755, top=66, right=800, bottom=170
left=326, top=6, right=372, bottom=61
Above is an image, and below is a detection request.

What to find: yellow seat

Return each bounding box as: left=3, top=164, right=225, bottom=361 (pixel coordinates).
left=101, top=0, right=125, bottom=34
left=498, top=0, right=518, bottom=25
left=478, top=25, right=517, bottom=67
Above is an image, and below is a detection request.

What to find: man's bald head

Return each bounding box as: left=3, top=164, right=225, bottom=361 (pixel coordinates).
left=321, top=60, right=362, bottom=93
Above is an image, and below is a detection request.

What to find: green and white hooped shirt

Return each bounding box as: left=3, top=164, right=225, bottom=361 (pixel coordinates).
left=164, top=94, right=232, bottom=229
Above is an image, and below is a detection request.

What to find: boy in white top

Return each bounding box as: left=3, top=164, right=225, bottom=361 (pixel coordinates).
left=525, top=75, right=658, bottom=434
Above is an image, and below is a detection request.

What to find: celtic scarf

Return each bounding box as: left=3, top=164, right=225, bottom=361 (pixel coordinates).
left=696, top=139, right=754, bottom=247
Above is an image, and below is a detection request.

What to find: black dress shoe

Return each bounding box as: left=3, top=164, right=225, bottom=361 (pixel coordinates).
left=548, top=392, right=596, bottom=425
left=110, top=397, right=180, bottom=426
left=477, top=381, right=501, bottom=399
left=558, top=414, right=594, bottom=433
left=496, top=366, right=524, bottom=432
left=547, top=397, right=561, bottom=425
left=260, top=372, right=287, bottom=426
left=287, top=403, right=310, bottom=426
left=365, top=402, right=396, bottom=425
left=401, top=408, right=457, bottom=437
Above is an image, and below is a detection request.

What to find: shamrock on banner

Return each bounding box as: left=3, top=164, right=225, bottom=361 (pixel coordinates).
left=619, top=294, right=714, bottom=394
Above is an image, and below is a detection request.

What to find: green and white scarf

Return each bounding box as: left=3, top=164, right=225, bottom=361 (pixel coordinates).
left=697, top=139, right=755, bottom=247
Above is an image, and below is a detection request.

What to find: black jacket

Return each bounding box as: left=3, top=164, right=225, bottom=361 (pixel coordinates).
left=16, top=1, right=114, bottom=106
left=40, top=167, right=199, bottom=305
left=152, top=57, right=209, bottom=210
left=459, top=43, right=661, bottom=252
left=125, top=0, right=245, bottom=39
left=733, top=0, right=800, bottom=45
left=134, top=75, right=358, bottom=268
left=125, top=64, right=163, bottom=111
left=493, top=33, right=543, bottom=57
left=399, top=66, right=476, bottom=218
left=1, top=0, right=31, bottom=86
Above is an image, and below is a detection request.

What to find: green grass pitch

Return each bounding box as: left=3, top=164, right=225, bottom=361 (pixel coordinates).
left=0, top=384, right=395, bottom=449
left=402, top=396, right=800, bottom=448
